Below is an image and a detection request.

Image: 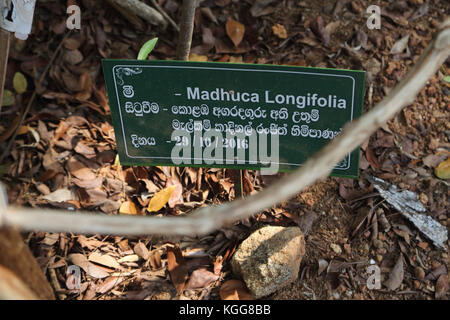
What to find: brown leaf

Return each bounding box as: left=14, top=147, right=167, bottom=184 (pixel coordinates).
left=185, top=268, right=219, bottom=289
left=96, top=276, right=125, bottom=294
left=66, top=157, right=97, bottom=181
left=297, top=211, right=319, bottom=235
left=425, top=264, right=447, bottom=281
left=435, top=275, right=449, bottom=299
left=384, top=255, right=404, bottom=291
left=43, top=148, right=64, bottom=173
left=166, top=177, right=183, bottom=208
left=88, top=252, right=121, bottom=269
left=422, top=153, right=448, bottom=168
left=42, top=188, right=78, bottom=203
left=310, top=16, right=330, bottom=46
left=74, top=141, right=96, bottom=158
left=119, top=200, right=139, bottom=215
left=226, top=20, right=245, bottom=47
left=149, top=250, right=162, bottom=269
left=250, top=0, right=276, bottom=17
left=133, top=242, right=149, bottom=260
left=220, top=280, right=254, bottom=300
left=272, top=24, right=287, bottom=39
left=365, top=147, right=381, bottom=169
left=68, top=253, right=110, bottom=279
left=167, top=246, right=188, bottom=293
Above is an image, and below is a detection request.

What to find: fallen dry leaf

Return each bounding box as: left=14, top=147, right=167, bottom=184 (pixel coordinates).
left=185, top=268, right=219, bottom=289
left=133, top=242, right=149, bottom=260
left=117, top=254, right=139, bottom=263
left=147, top=185, right=176, bottom=212
left=119, top=200, right=139, bottom=215
left=42, top=188, right=77, bottom=203
left=66, top=157, right=96, bottom=181
left=272, top=23, right=287, bottom=39
left=220, top=279, right=254, bottom=300
left=384, top=255, right=404, bottom=291
left=88, top=252, right=121, bottom=269
left=226, top=20, right=245, bottom=47
left=189, top=53, right=208, bottom=62
left=167, top=245, right=188, bottom=294
left=167, top=177, right=183, bottom=208
left=390, top=34, right=410, bottom=55
left=310, top=16, right=330, bottom=46
left=96, top=276, right=125, bottom=294
left=68, top=253, right=110, bottom=279
left=435, top=274, right=449, bottom=299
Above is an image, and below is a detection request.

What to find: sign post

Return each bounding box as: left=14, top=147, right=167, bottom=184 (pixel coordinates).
left=102, top=60, right=365, bottom=179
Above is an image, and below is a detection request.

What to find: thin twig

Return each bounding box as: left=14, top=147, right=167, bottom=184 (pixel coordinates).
left=0, top=18, right=449, bottom=237
left=176, top=0, right=197, bottom=60
left=0, top=32, right=70, bottom=164
left=150, top=0, right=180, bottom=33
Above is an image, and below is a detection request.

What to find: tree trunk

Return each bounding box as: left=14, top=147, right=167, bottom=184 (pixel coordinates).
left=0, top=228, right=55, bottom=300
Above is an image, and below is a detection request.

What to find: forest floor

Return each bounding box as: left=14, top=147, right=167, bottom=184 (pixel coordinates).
left=0, top=0, right=449, bottom=300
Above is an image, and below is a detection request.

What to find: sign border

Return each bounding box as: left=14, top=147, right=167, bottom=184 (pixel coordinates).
left=111, top=64, right=356, bottom=170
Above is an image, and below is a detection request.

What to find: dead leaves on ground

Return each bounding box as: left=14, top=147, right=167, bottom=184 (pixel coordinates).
left=226, top=20, right=245, bottom=47
left=220, top=280, right=254, bottom=300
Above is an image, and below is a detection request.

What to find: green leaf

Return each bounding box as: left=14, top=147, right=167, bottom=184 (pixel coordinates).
left=1, top=90, right=15, bottom=106
left=13, top=72, right=28, bottom=94
left=137, top=38, right=158, bottom=60
left=444, top=75, right=450, bottom=83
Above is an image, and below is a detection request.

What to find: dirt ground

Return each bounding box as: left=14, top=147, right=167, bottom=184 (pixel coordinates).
left=0, top=0, right=448, bottom=300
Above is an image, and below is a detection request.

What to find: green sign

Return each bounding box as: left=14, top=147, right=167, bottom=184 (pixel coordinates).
left=102, top=60, right=365, bottom=178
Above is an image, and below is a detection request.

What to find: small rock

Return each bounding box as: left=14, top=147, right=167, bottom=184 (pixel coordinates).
left=414, top=266, right=425, bottom=280
left=231, top=226, right=305, bottom=299
left=330, top=243, right=342, bottom=254
left=376, top=254, right=383, bottom=263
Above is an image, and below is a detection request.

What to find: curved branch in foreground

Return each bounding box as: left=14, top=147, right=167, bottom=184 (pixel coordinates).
left=1, top=18, right=450, bottom=237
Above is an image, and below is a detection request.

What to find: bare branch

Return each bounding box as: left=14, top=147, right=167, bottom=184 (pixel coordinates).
left=176, top=0, right=197, bottom=60
left=110, top=0, right=167, bottom=29
left=150, top=0, right=180, bottom=33
left=1, top=18, right=449, bottom=237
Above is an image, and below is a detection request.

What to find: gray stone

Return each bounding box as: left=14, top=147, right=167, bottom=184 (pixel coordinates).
left=231, top=226, right=306, bottom=298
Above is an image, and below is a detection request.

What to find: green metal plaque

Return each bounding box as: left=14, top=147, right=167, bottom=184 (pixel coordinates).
left=102, top=60, right=365, bottom=178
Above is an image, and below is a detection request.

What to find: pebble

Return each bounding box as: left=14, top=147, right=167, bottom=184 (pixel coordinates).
left=376, top=255, right=383, bottom=263
left=231, top=226, right=306, bottom=298
left=330, top=244, right=342, bottom=254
